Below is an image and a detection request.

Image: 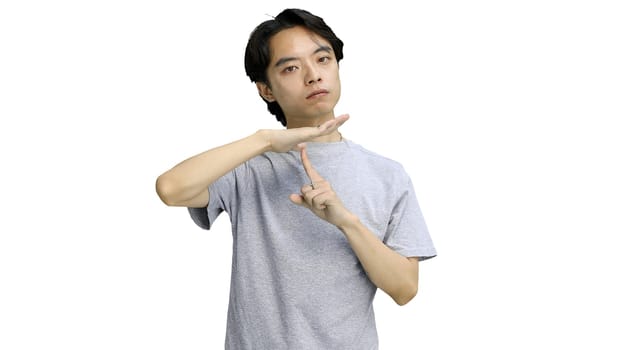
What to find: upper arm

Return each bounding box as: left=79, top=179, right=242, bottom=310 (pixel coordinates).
left=178, top=187, right=210, bottom=208
left=407, top=256, right=420, bottom=287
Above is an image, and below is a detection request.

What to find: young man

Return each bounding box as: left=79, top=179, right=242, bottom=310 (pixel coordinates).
left=156, top=8, right=436, bottom=349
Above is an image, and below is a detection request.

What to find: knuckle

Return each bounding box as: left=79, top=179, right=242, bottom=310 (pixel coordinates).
left=312, top=197, right=323, bottom=208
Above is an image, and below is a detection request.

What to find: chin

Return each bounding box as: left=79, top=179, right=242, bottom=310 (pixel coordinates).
left=308, top=106, right=336, bottom=119
left=314, top=98, right=339, bottom=112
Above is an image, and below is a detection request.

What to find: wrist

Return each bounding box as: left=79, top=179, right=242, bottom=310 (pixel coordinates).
left=254, top=129, right=274, bottom=153
left=336, top=212, right=361, bottom=233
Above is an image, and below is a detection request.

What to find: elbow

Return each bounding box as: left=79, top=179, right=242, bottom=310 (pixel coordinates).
left=155, top=175, right=178, bottom=206
left=393, top=283, right=418, bottom=306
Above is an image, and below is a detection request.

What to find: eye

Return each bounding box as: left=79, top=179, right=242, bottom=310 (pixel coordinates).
left=318, top=56, right=331, bottom=64
left=283, top=66, right=298, bottom=73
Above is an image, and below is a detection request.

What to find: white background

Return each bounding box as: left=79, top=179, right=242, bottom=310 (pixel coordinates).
left=1, top=0, right=621, bottom=349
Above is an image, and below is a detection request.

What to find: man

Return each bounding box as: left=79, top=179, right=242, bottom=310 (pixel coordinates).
left=156, top=8, right=436, bottom=349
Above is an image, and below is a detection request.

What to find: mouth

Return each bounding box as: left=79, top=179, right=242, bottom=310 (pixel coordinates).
left=306, top=89, right=329, bottom=99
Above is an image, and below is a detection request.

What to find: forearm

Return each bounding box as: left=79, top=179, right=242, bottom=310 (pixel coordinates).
left=156, top=130, right=271, bottom=206
left=338, top=216, right=419, bottom=306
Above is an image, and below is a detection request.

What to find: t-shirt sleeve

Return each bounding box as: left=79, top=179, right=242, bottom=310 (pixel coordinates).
left=187, top=168, right=239, bottom=230
left=384, top=175, right=437, bottom=261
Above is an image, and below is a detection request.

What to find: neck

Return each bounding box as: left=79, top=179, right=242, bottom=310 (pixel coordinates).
left=286, top=112, right=343, bottom=142
left=310, top=130, right=343, bottom=143
left=286, top=120, right=343, bottom=143
left=286, top=111, right=335, bottom=129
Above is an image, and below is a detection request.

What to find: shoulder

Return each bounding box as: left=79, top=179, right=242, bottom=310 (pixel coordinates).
left=346, top=140, right=409, bottom=177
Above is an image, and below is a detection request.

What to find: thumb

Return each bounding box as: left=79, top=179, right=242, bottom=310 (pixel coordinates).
left=289, top=194, right=307, bottom=207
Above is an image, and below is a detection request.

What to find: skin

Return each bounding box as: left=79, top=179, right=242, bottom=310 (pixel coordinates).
left=256, top=26, right=341, bottom=130
left=156, top=26, right=419, bottom=306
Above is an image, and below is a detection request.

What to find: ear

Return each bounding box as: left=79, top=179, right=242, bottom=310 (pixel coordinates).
left=256, top=82, right=276, bottom=102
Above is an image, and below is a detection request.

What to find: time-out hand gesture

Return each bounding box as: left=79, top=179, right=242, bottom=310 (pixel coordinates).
left=267, top=114, right=349, bottom=153
left=289, top=145, right=355, bottom=229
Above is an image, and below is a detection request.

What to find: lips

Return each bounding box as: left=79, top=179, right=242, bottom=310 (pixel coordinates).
left=306, top=89, right=329, bottom=99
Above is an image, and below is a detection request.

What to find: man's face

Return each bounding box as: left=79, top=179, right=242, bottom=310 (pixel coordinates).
left=258, top=26, right=341, bottom=127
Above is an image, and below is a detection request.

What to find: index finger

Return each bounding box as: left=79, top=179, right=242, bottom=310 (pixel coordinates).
left=300, top=146, right=323, bottom=183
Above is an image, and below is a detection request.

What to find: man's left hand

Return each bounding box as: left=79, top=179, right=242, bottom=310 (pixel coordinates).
left=289, top=145, right=356, bottom=229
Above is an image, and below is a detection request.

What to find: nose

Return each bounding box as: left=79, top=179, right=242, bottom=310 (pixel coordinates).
left=305, top=63, right=322, bottom=85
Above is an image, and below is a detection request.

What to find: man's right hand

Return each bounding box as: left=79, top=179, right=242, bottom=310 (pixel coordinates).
left=264, top=114, right=350, bottom=153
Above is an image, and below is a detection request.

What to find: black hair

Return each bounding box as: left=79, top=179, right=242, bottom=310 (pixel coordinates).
left=244, top=8, right=344, bottom=126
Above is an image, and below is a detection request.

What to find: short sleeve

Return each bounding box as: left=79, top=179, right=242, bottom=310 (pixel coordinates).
left=384, top=177, right=437, bottom=261
left=187, top=169, right=237, bottom=230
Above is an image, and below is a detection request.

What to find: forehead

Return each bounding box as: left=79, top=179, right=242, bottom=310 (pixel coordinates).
left=269, top=26, right=331, bottom=61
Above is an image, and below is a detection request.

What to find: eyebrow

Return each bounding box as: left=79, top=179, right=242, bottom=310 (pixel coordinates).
left=273, top=45, right=333, bottom=68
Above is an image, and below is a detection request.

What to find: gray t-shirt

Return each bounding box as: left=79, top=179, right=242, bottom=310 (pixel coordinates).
left=189, top=139, right=436, bottom=350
